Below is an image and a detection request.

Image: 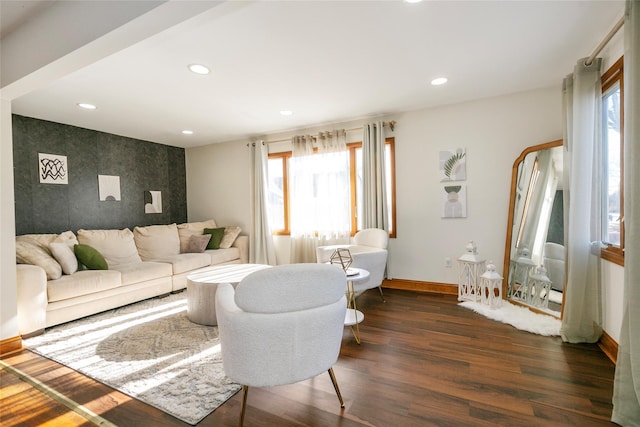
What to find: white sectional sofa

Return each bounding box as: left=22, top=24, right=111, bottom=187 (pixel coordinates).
left=16, top=219, right=248, bottom=336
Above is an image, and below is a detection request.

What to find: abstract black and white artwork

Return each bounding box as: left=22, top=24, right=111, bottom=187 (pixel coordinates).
left=144, top=190, right=162, bottom=213
left=39, top=153, right=68, bottom=184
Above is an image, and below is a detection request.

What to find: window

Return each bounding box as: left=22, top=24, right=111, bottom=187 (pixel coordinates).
left=601, top=56, right=624, bottom=266
left=267, top=137, right=396, bottom=237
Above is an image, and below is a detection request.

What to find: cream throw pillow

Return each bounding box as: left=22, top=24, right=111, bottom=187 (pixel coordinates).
left=16, top=238, right=62, bottom=280
left=133, top=223, right=180, bottom=260
left=177, top=219, right=217, bottom=253
left=77, top=229, right=142, bottom=266
left=219, top=226, right=242, bottom=249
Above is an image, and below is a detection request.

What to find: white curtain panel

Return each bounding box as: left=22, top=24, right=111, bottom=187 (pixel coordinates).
left=362, top=121, right=389, bottom=230
left=560, top=57, right=603, bottom=343
left=249, top=141, right=276, bottom=265
left=613, top=1, right=640, bottom=424
left=289, top=132, right=350, bottom=263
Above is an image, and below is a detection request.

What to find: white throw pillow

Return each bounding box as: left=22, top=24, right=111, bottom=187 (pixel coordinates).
left=77, top=228, right=142, bottom=266
left=134, top=223, right=180, bottom=260
left=49, top=242, right=78, bottom=275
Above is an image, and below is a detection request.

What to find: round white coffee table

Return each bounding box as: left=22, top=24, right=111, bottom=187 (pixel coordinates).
left=186, top=263, right=271, bottom=325
left=344, top=267, right=369, bottom=344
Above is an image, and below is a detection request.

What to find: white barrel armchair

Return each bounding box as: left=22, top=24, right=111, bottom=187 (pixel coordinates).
left=215, top=263, right=347, bottom=426
left=316, top=228, right=389, bottom=301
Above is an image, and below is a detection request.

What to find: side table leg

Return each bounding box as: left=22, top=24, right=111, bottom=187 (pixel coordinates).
left=347, top=280, right=361, bottom=344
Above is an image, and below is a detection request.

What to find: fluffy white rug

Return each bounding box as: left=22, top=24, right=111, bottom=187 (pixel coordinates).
left=459, top=300, right=561, bottom=336
left=24, top=292, right=240, bottom=425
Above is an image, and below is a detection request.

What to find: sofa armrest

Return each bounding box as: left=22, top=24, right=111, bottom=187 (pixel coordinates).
left=16, top=264, right=48, bottom=336
left=233, top=235, right=249, bottom=264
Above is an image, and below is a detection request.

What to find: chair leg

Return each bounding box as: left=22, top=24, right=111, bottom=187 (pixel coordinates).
left=327, top=368, right=345, bottom=408
left=239, top=385, right=249, bottom=427
left=377, top=286, right=386, bottom=302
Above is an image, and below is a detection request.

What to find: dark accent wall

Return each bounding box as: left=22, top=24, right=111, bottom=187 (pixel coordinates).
left=12, top=115, right=187, bottom=235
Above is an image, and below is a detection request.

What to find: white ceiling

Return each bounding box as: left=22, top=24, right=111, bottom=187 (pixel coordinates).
left=4, top=0, right=626, bottom=148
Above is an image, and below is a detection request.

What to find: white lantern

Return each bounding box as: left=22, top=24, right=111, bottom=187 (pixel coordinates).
left=480, top=262, right=503, bottom=309
left=528, top=265, right=552, bottom=308
left=457, top=241, right=486, bottom=302
left=508, top=247, right=535, bottom=303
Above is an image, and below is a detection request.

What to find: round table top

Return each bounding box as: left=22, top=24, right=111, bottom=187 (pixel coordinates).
left=187, top=263, right=271, bottom=285
left=345, top=267, right=369, bottom=283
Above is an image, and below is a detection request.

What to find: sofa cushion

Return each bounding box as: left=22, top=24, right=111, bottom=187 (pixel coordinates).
left=205, top=247, right=241, bottom=265
left=185, top=234, right=211, bottom=253
left=177, top=219, right=217, bottom=253
left=134, top=223, right=180, bottom=261
left=219, top=226, right=242, bottom=249
left=47, top=270, right=122, bottom=302
left=16, top=238, right=62, bottom=280
left=154, top=253, right=210, bottom=275
left=49, top=242, right=78, bottom=275
left=203, top=227, right=225, bottom=249
left=74, top=244, right=109, bottom=270
left=77, top=229, right=142, bottom=266
left=110, top=261, right=173, bottom=285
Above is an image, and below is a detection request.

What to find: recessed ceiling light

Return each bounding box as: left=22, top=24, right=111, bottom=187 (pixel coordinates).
left=431, top=77, right=448, bottom=86
left=77, top=103, right=97, bottom=110
left=405, top=0, right=423, bottom=3
left=181, top=130, right=194, bottom=135
left=188, top=64, right=210, bottom=75
left=280, top=110, right=293, bottom=116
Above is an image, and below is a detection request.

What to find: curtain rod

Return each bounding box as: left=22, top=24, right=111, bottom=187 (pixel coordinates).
left=585, top=15, right=624, bottom=66
left=252, top=120, right=396, bottom=146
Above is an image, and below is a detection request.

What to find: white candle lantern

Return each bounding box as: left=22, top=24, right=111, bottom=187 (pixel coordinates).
left=480, top=262, right=503, bottom=309
left=528, top=265, right=552, bottom=308
left=457, top=241, right=486, bottom=302
left=508, top=247, right=535, bottom=303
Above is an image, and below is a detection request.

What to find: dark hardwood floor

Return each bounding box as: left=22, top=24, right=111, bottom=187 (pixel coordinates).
left=1, top=289, right=616, bottom=426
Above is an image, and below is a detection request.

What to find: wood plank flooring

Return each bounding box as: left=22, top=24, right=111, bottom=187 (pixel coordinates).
left=1, top=289, right=616, bottom=426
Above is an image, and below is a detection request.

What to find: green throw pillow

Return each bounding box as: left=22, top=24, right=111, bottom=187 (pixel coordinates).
left=203, top=227, right=225, bottom=250
left=74, top=244, right=108, bottom=270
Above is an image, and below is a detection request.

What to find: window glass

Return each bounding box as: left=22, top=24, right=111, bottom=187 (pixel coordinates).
left=267, top=138, right=396, bottom=236
left=602, top=82, right=621, bottom=247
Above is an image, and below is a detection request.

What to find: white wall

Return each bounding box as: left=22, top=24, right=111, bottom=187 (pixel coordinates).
left=1, top=98, right=18, bottom=342
left=186, top=85, right=625, bottom=342
left=186, top=86, right=562, bottom=281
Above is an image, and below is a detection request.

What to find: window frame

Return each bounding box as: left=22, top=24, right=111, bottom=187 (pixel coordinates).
left=267, top=137, right=396, bottom=238
left=600, top=56, right=624, bottom=266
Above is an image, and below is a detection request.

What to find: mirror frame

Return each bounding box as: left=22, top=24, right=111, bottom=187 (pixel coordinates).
left=502, top=139, right=563, bottom=317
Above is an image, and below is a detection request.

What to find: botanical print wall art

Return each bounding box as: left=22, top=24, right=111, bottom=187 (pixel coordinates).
left=440, top=148, right=466, bottom=182
left=39, top=153, right=68, bottom=184
left=442, top=185, right=467, bottom=218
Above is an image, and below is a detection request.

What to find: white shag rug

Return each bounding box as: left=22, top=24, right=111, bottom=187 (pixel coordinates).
left=459, top=300, right=561, bottom=336
left=24, top=292, right=240, bottom=425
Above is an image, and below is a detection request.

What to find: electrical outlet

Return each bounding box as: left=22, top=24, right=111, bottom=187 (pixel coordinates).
left=444, top=257, right=452, bottom=268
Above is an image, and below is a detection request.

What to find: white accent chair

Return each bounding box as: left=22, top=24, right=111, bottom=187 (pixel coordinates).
left=316, top=228, right=389, bottom=301
left=215, top=263, right=347, bottom=426
left=543, top=242, right=565, bottom=292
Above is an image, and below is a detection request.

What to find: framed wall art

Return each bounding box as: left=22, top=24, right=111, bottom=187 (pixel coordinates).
left=39, top=153, right=68, bottom=184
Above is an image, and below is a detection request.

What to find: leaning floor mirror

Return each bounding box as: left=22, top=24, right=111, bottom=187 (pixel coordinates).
left=502, top=139, right=565, bottom=317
